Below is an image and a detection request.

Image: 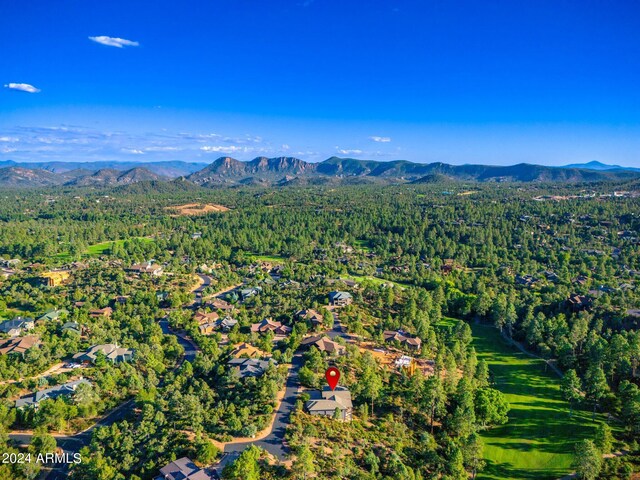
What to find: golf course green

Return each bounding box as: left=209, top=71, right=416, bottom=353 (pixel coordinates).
left=471, top=322, right=601, bottom=480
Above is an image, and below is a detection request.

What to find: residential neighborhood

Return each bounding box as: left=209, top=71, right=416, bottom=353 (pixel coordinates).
left=0, top=180, right=639, bottom=480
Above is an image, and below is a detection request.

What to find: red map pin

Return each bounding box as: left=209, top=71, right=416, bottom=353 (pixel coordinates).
left=325, top=367, right=340, bottom=391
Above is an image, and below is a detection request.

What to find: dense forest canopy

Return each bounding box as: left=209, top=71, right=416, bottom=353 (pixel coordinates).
left=0, top=180, right=639, bottom=480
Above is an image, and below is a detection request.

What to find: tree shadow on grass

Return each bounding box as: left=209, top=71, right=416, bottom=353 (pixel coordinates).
left=480, top=459, right=568, bottom=480
left=471, top=323, right=601, bottom=474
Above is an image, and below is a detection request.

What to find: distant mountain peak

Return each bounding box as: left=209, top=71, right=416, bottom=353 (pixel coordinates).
left=561, top=160, right=638, bottom=171
left=187, top=156, right=313, bottom=185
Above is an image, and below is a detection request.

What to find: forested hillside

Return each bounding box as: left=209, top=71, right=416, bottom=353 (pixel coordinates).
left=0, top=181, right=638, bottom=479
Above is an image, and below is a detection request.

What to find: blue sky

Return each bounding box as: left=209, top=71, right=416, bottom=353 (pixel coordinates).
left=1, top=0, right=639, bottom=166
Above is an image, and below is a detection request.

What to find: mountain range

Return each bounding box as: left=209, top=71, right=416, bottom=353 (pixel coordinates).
left=0, top=160, right=205, bottom=177
left=183, top=157, right=640, bottom=186
left=0, top=157, right=638, bottom=188
left=0, top=166, right=163, bottom=188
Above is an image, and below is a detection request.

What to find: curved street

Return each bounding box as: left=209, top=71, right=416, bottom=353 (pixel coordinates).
left=8, top=319, right=199, bottom=479
left=219, top=310, right=349, bottom=469
left=8, top=298, right=347, bottom=478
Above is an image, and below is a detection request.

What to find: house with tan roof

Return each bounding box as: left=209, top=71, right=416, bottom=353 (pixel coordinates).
left=295, top=309, right=324, bottom=328
left=0, top=335, right=40, bottom=356
left=305, top=386, right=353, bottom=421
left=229, top=342, right=264, bottom=359
left=383, top=330, right=422, bottom=350
left=250, top=318, right=292, bottom=336
left=207, top=298, right=234, bottom=312
left=89, top=307, right=113, bottom=319
left=39, top=270, right=71, bottom=287
left=127, top=261, right=163, bottom=276
left=194, top=311, right=219, bottom=325
left=300, top=334, right=346, bottom=355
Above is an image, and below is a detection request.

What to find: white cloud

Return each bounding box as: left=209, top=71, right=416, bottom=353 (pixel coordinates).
left=89, top=36, right=139, bottom=48
left=281, top=144, right=290, bottom=150
left=222, top=135, right=263, bottom=144
left=144, top=146, right=179, bottom=152
left=192, top=133, right=221, bottom=140
left=369, top=136, right=391, bottom=143
left=200, top=145, right=245, bottom=154
left=336, top=147, right=363, bottom=155
left=36, top=136, right=65, bottom=144
left=1, top=147, right=17, bottom=154
left=2, top=125, right=280, bottom=162
left=293, top=150, right=319, bottom=156
left=4, top=83, right=41, bottom=93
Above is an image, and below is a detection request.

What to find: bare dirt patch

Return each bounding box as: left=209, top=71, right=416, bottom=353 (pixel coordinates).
left=357, top=341, right=435, bottom=376
left=165, top=203, right=230, bottom=216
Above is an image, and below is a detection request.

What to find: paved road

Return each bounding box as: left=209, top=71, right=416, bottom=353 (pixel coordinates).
left=221, top=308, right=350, bottom=465
left=8, top=320, right=199, bottom=479
left=159, top=319, right=198, bottom=363
left=193, top=274, right=213, bottom=305
left=327, top=311, right=347, bottom=340
left=223, top=353, right=304, bottom=461
left=11, top=299, right=344, bottom=477
left=194, top=274, right=213, bottom=292
left=9, top=398, right=136, bottom=479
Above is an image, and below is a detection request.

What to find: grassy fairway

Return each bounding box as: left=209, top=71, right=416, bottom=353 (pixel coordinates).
left=86, top=237, right=154, bottom=256
left=50, top=237, right=155, bottom=262
left=248, top=253, right=287, bottom=263
left=471, top=323, right=600, bottom=480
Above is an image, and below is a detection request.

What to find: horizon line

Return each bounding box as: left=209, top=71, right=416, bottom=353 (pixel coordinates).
left=0, top=157, right=623, bottom=169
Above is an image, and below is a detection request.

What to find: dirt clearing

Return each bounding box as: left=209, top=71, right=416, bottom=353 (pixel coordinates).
left=165, top=203, right=230, bottom=216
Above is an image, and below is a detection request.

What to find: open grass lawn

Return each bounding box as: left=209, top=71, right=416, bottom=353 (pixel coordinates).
left=471, top=323, right=602, bottom=480
left=86, top=237, right=154, bottom=256
left=248, top=253, right=287, bottom=263
left=48, top=237, right=154, bottom=262
left=354, top=239, right=373, bottom=252
left=50, top=251, right=72, bottom=262
left=435, top=316, right=459, bottom=328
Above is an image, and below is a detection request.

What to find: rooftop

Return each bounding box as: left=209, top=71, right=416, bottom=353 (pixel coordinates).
left=157, top=457, right=212, bottom=480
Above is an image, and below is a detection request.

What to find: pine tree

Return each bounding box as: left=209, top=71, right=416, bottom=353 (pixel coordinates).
left=594, top=423, right=613, bottom=454
left=561, top=369, right=582, bottom=417
left=573, top=440, right=602, bottom=480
